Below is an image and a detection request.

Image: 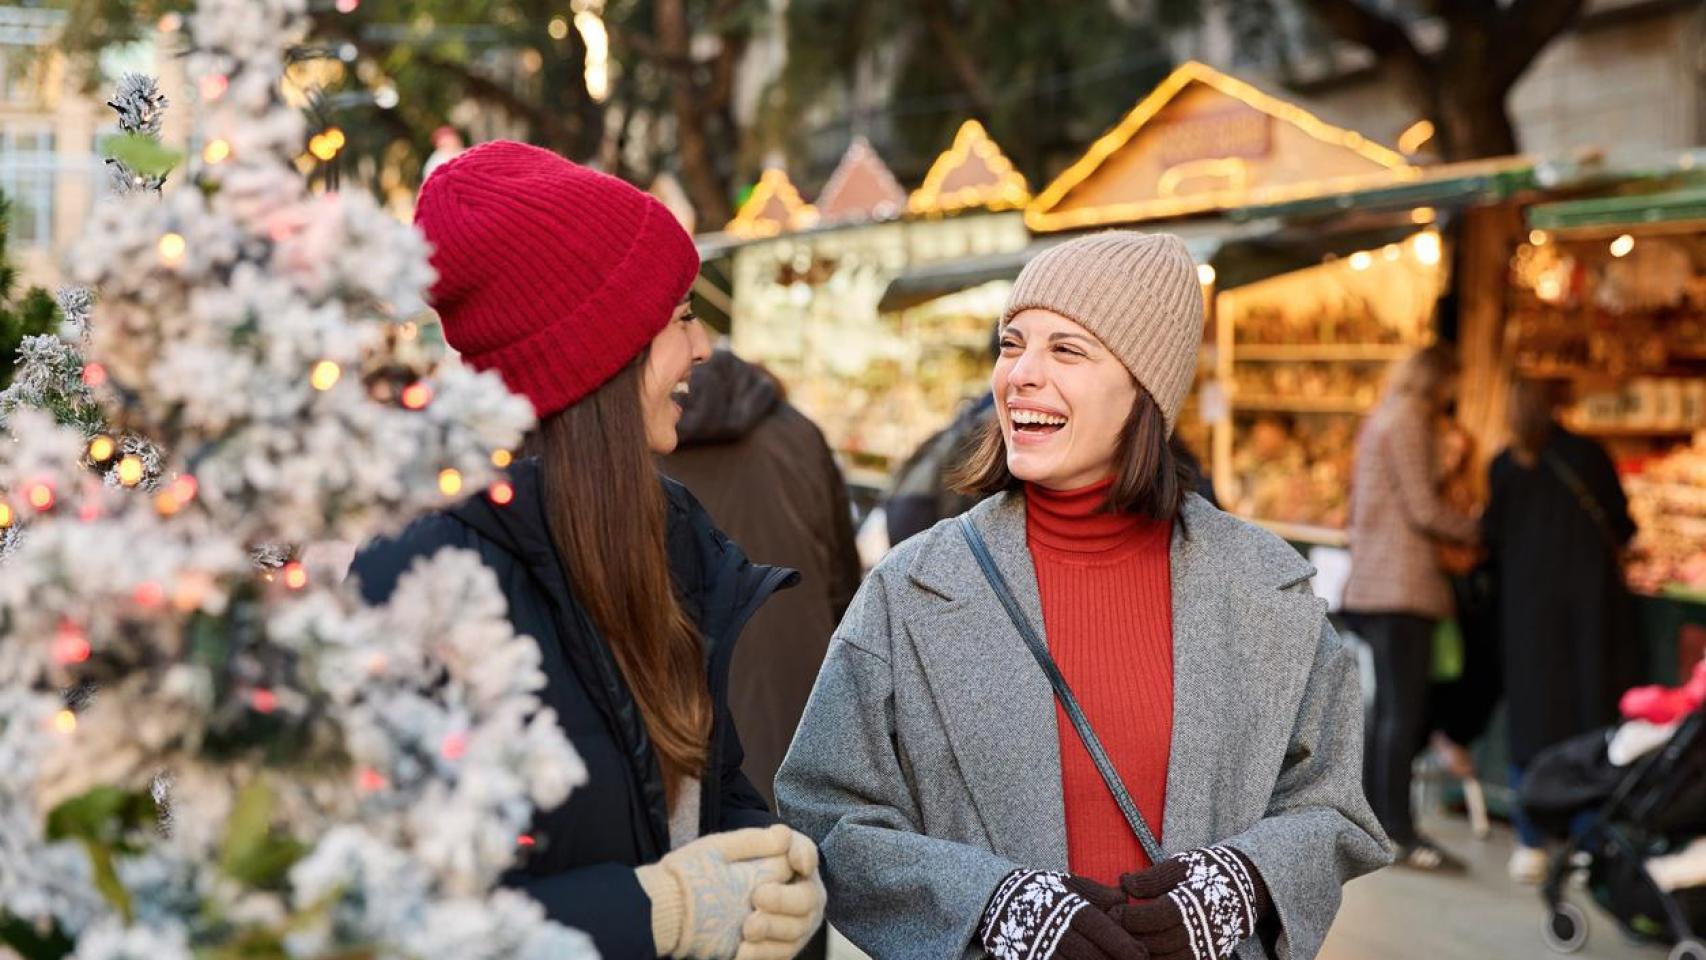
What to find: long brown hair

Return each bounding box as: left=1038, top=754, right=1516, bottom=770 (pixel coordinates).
left=529, top=359, right=710, bottom=794
left=949, top=387, right=1191, bottom=522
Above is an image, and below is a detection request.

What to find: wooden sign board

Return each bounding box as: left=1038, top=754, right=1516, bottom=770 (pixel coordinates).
left=817, top=137, right=908, bottom=223
left=1027, top=61, right=1410, bottom=232
left=908, top=120, right=1031, bottom=216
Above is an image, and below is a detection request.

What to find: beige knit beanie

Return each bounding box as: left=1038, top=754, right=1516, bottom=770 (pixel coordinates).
left=1002, top=231, right=1204, bottom=432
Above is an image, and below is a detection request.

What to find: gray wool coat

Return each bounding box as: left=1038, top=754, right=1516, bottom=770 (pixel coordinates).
left=775, top=491, right=1393, bottom=960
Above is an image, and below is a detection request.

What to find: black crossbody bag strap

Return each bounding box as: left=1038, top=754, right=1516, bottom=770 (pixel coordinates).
left=957, top=515, right=1166, bottom=864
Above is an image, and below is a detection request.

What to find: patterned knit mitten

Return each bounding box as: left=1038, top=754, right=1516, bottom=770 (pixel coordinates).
left=1112, top=846, right=1271, bottom=960
left=978, top=869, right=1148, bottom=960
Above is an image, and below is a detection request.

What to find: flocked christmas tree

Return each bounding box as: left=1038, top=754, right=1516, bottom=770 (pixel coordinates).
left=0, top=1, right=593, bottom=957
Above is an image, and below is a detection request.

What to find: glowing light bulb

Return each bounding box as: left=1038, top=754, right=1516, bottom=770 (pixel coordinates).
left=199, top=74, right=229, bottom=101
left=155, top=490, right=183, bottom=517
left=1413, top=231, right=1443, bottom=266
left=53, top=623, right=91, bottom=665
left=1529, top=230, right=1550, bottom=247
left=401, top=382, right=433, bottom=410
left=0, top=503, right=12, bottom=528
left=309, top=135, right=337, bottom=161
left=489, top=481, right=515, bottom=506
left=1383, top=244, right=1402, bottom=262
left=26, top=484, right=54, bottom=511
left=548, top=16, right=570, bottom=39
left=133, top=582, right=166, bottom=609
left=440, top=732, right=469, bottom=760
left=358, top=767, right=388, bottom=792
left=88, top=435, right=116, bottom=462
left=1196, top=264, right=1216, bottom=286
left=202, top=139, right=231, bottom=165
left=250, top=688, right=279, bottom=714
left=1349, top=251, right=1373, bottom=272
left=438, top=468, right=463, bottom=497
left=1410, top=207, right=1436, bottom=225
left=283, top=562, right=308, bottom=591
left=491, top=449, right=513, bottom=468
left=1610, top=234, right=1635, bottom=258
left=81, top=363, right=108, bottom=387
left=171, top=476, right=198, bottom=503
left=158, top=232, right=187, bottom=266
left=116, top=456, right=145, bottom=487
left=311, top=360, right=342, bottom=391
left=54, top=710, right=77, bottom=734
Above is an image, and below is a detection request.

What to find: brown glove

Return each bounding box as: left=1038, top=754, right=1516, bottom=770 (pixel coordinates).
left=1105, top=846, right=1273, bottom=960
left=978, top=869, right=1149, bottom=960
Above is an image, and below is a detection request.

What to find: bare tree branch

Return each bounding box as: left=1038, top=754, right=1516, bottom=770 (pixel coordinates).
left=1297, top=0, right=1434, bottom=110
left=918, top=0, right=996, bottom=119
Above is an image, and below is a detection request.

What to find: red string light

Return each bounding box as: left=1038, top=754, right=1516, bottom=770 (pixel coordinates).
left=440, top=731, right=468, bottom=761
left=358, top=767, right=388, bottom=792
left=283, top=562, right=308, bottom=591
left=401, top=382, right=433, bottom=410
left=488, top=482, right=514, bottom=506
left=133, top=582, right=166, bottom=609
left=250, top=688, right=278, bottom=714
left=53, top=622, right=91, bottom=665
left=26, top=483, right=54, bottom=511
left=81, top=363, right=107, bottom=387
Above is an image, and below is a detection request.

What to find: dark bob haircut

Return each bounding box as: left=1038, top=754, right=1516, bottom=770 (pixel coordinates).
left=947, top=386, right=1193, bottom=522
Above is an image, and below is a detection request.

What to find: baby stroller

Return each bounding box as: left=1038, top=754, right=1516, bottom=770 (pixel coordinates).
left=1520, top=705, right=1706, bottom=960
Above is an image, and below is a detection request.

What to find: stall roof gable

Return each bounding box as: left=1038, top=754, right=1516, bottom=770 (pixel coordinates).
left=816, top=137, right=908, bottom=223
left=1026, top=61, right=1411, bottom=232
left=726, top=169, right=819, bottom=238
left=908, top=120, right=1031, bottom=216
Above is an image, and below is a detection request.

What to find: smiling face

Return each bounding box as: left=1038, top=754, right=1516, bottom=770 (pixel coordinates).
left=639, top=301, right=712, bottom=454
left=993, top=308, right=1139, bottom=490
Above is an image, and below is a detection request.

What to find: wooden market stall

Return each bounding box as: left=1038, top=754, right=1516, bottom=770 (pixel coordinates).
left=719, top=132, right=1031, bottom=489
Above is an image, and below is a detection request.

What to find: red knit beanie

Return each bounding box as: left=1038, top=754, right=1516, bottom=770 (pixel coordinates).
left=414, top=141, right=701, bottom=418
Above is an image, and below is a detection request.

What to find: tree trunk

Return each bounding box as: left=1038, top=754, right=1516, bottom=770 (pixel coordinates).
left=656, top=0, right=734, bottom=227
left=1431, top=82, right=1520, bottom=161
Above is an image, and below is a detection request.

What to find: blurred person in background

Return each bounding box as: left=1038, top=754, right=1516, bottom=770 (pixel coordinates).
left=1342, top=343, right=1479, bottom=872
left=660, top=348, right=861, bottom=810
left=422, top=125, right=465, bottom=181
left=1484, top=379, right=1637, bottom=884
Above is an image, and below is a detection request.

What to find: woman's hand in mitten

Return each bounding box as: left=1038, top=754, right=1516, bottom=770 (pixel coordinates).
left=1110, top=846, right=1272, bottom=960
left=634, top=825, right=795, bottom=959
left=735, top=830, right=826, bottom=960
left=979, top=869, right=1149, bottom=960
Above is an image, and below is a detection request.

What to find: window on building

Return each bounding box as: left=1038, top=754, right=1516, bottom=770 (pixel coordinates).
left=0, top=127, right=56, bottom=247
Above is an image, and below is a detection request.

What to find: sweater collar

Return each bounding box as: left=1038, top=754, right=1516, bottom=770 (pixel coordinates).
left=1024, top=480, right=1170, bottom=561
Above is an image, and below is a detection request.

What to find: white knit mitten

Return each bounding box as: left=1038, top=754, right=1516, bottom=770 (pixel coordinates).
left=735, top=830, right=826, bottom=960
left=635, top=825, right=795, bottom=959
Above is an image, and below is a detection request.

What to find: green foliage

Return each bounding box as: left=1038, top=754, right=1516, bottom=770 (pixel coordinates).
left=106, top=132, right=182, bottom=181
left=44, top=786, right=161, bottom=923
left=777, top=0, right=1176, bottom=189
left=0, top=913, right=74, bottom=960
left=220, top=779, right=308, bottom=890
left=0, top=191, right=60, bottom=390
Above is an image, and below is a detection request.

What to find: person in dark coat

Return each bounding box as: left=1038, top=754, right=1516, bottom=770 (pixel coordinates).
left=1484, top=378, right=1637, bottom=882
left=660, top=349, right=861, bottom=809
left=353, top=142, right=826, bottom=959
left=883, top=393, right=996, bottom=547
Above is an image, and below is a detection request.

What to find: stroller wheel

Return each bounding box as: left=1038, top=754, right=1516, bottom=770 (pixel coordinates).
left=1668, top=940, right=1706, bottom=960
left=1544, top=902, right=1589, bottom=954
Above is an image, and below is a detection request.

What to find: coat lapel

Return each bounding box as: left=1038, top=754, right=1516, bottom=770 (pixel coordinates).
left=1162, top=498, right=1321, bottom=853
left=905, top=493, right=1070, bottom=871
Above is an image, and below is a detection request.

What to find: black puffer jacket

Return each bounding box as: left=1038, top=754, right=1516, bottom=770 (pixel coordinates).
left=350, top=459, right=796, bottom=959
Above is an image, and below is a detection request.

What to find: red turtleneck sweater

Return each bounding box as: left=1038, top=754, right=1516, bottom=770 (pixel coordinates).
left=1025, top=481, right=1174, bottom=885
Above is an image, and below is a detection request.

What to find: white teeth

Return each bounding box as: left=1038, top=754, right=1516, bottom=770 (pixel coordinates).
left=1011, top=409, right=1067, bottom=426
left=672, top=381, right=690, bottom=397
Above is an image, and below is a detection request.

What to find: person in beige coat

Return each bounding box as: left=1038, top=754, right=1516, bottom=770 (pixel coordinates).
left=1342, top=343, right=1479, bottom=871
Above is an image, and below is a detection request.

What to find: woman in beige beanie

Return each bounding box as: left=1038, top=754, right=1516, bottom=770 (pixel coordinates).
left=778, top=231, right=1390, bottom=960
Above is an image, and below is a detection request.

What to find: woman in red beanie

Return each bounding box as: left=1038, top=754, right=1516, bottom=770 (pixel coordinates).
left=352, top=141, right=825, bottom=960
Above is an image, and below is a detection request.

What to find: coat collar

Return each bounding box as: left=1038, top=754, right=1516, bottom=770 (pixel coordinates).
left=901, top=491, right=1319, bottom=866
